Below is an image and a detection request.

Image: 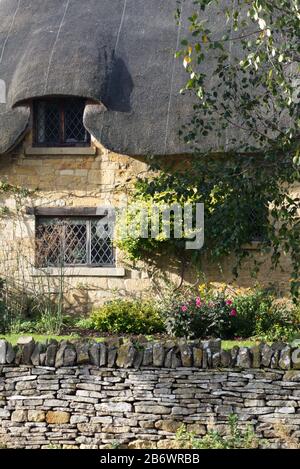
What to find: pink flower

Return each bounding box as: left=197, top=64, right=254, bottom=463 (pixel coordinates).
left=226, top=299, right=233, bottom=306
left=230, top=309, right=237, bottom=317
left=181, top=305, right=188, bottom=312
left=196, top=297, right=202, bottom=307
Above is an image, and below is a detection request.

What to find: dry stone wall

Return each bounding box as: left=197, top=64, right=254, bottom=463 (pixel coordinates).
left=1, top=338, right=300, bottom=449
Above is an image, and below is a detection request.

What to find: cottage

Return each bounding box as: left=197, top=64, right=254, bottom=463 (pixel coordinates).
left=0, top=0, right=297, bottom=311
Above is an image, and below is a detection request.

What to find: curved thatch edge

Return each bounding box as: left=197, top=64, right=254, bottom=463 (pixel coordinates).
left=0, top=107, right=30, bottom=155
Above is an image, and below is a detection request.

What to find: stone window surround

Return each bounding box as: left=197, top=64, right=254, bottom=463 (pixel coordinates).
left=26, top=206, right=125, bottom=278
left=31, top=266, right=125, bottom=278
left=25, top=146, right=97, bottom=156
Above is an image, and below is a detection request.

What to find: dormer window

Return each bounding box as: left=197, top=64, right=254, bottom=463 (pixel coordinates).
left=33, top=97, right=90, bottom=147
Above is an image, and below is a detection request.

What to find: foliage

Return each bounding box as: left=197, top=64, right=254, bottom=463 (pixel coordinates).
left=233, top=287, right=300, bottom=340
left=177, top=0, right=300, bottom=299
left=74, top=316, right=95, bottom=330
left=0, top=300, right=8, bottom=335
left=258, top=323, right=299, bottom=342
left=162, top=283, right=300, bottom=340
left=0, top=282, right=68, bottom=335
left=119, top=153, right=300, bottom=299
left=232, top=287, right=275, bottom=337
left=0, top=296, right=66, bottom=335
left=1, top=312, right=71, bottom=336
left=163, top=288, right=237, bottom=339
left=176, top=414, right=259, bottom=449
left=90, top=299, right=165, bottom=334
left=177, top=0, right=299, bottom=154
left=119, top=0, right=300, bottom=300
left=110, top=441, right=122, bottom=450
left=0, top=179, right=32, bottom=199
left=0, top=180, right=68, bottom=335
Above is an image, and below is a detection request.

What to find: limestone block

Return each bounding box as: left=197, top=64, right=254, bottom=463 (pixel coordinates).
left=28, top=410, right=46, bottom=422
left=11, top=410, right=27, bottom=422
left=46, top=411, right=70, bottom=424
left=0, top=340, right=7, bottom=364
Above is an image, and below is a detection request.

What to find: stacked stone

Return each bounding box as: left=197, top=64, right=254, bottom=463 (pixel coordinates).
left=1, top=365, right=300, bottom=449
left=0, top=337, right=300, bottom=370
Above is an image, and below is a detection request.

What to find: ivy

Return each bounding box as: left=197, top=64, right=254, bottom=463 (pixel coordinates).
left=0, top=180, right=31, bottom=197
left=118, top=152, right=299, bottom=297
left=0, top=179, right=33, bottom=216
left=119, top=1, right=300, bottom=300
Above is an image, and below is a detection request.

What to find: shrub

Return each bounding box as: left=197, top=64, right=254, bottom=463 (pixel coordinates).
left=231, top=288, right=275, bottom=338
left=233, top=289, right=300, bottom=340
left=163, top=290, right=237, bottom=339
left=90, top=299, right=165, bottom=334
left=258, top=324, right=299, bottom=342
left=163, top=283, right=300, bottom=340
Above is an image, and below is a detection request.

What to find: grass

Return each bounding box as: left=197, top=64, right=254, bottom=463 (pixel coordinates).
left=222, top=339, right=262, bottom=350
left=0, top=333, right=260, bottom=349
left=0, top=333, right=80, bottom=345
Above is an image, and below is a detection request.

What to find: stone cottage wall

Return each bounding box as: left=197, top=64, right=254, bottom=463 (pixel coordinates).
left=1, top=338, right=300, bottom=449
left=0, top=132, right=299, bottom=310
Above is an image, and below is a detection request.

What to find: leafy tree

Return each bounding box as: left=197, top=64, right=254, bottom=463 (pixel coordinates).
left=119, top=1, right=300, bottom=300
left=177, top=0, right=299, bottom=156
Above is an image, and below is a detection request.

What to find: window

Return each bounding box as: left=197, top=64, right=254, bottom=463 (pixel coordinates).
left=33, top=98, right=90, bottom=147
left=248, top=206, right=268, bottom=242
left=36, top=216, right=114, bottom=268
left=241, top=202, right=268, bottom=244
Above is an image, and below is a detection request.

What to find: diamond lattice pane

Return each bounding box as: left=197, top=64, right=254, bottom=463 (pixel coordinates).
left=36, top=218, right=87, bottom=267
left=36, top=217, right=114, bottom=267
left=65, top=100, right=88, bottom=144
left=36, top=102, right=60, bottom=144
left=91, top=220, right=114, bottom=266
left=36, top=221, right=64, bottom=267
left=64, top=221, right=87, bottom=265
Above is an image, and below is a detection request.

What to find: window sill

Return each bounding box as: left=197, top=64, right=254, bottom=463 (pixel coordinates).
left=31, top=267, right=125, bottom=278
left=25, top=147, right=96, bottom=156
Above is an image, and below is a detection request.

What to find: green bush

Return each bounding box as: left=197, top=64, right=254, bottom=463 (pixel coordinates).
left=231, top=288, right=275, bottom=338
left=90, top=299, right=165, bottom=334
left=232, top=289, right=300, bottom=340
left=258, top=323, right=299, bottom=343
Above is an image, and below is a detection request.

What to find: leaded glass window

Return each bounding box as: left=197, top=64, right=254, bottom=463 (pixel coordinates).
left=33, top=98, right=90, bottom=147
left=36, top=217, right=114, bottom=268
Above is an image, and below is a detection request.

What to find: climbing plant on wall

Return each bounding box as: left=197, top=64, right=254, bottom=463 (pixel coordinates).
left=118, top=1, right=300, bottom=300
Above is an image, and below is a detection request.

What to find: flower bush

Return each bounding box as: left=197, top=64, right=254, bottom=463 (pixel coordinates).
left=164, top=291, right=238, bottom=339
left=163, top=283, right=300, bottom=340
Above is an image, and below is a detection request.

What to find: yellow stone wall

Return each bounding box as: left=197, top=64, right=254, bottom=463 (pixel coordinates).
left=0, top=131, right=297, bottom=312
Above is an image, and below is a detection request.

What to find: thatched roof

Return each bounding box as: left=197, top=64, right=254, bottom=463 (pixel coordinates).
left=0, top=0, right=285, bottom=156
left=0, top=0, right=193, bottom=155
